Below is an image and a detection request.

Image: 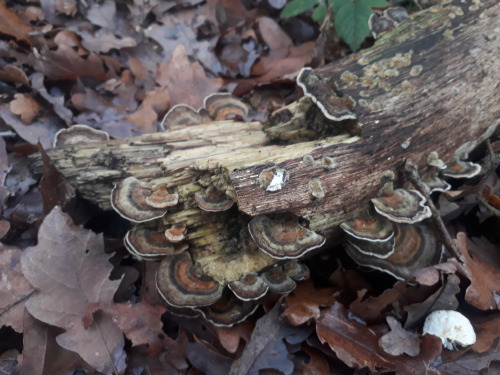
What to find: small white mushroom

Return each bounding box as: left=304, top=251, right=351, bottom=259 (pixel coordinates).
left=422, top=310, right=476, bottom=350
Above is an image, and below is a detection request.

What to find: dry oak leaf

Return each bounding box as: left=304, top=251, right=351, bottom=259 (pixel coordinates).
left=0, top=1, right=34, bottom=44
left=0, top=244, right=35, bottom=333
left=378, top=316, right=420, bottom=357
left=156, top=44, right=223, bottom=108
left=35, top=37, right=117, bottom=81
left=316, top=302, right=442, bottom=374
left=450, top=233, right=500, bottom=310
left=20, top=206, right=126, bottom=375
left=9, top=94, right=41, bottom=124
left=283, top=279, right=336, bottom=326
left=106, top=301, right=167, bottom=356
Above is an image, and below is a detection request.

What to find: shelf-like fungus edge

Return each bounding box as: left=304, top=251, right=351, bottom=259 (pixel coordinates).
left=261, top=266, right=297, bottom=295
left=125, top=226, right=187, bottom=260
left=345, top=224, right=443, bottom=281
left=156, top=252, right=224, bottom=308
left=111, top=176, right=178, bottom=223
left=248, top=214, right=326, bottom=259
left=228, top=273, right=269, bottom=301
left=53, top=124, right=109, bottom=148
left=371, top=172, right=431, bottom=224
left=297, top=67, right=357, bottom=122
left=194, top=186, right=234, bottom=212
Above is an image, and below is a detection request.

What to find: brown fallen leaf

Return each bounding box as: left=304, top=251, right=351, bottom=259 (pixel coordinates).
left=378, top=316, right=420, bottom=357
left=470, top=313, right=500, bottom=354
left=215, top=322, right=253, bottom=354
left=0, top=244, right=36, bottom=333
left=0, top=1, right=34, bottom=44
left=20, top=206, right=126, bottom=374
left=316, top=302, right=442, bottom=374
left=0, top=64, right=30, bottom=86
left=450, top=233, right=500, bottom=310
left=106, top=301, right=167, bottom=356
left=156, top=45, right=223, bottom=108
left=404, top=274, right=460, bottom=329
left=125, top=88, right=170, bottom=133
left=283, top=279, right=336, bottom=326
left=9, top=94, right=41, bottom=124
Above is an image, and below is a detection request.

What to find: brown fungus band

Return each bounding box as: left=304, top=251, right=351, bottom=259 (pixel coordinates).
left=261, top=266, right=297, bottom=295
left=111, top=177, right=176, bottom=223
left=228, top=273, right=269, bottom=301
left=371, top=172, right=431, bottom=224
left=197, top=292, right=258, bottom=327
left=125, top=226, right=187, bottom=260
left=443, top=157, right=482, bottom=179
left=248, top=214, right=325, bottom=259
left=204, top=93, right=249, bottom=121
left=156, top=252, right=224, bottom=308
left=53, top=124, right=109, bottom=147
left=345, top=224, right=443, bottom=281
left=297, top=67, right=357, bottom=122
left=194, top=186, right=234, bottom=212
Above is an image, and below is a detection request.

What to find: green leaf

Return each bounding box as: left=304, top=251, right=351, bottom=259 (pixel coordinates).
left=333, top=0, right=389, bottom=51
left=280, top=0, right=319, bottom=19
left=312, top=4, right=327, bottom=22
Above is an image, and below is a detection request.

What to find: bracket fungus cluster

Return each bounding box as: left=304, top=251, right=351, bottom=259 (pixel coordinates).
left=297, top=67, right=357, bottom=122
left=341, top=170, right=442, bottom=280
left=160, top=93, right=249, bottom=131
left=110, top=144, right=324, bottom=326
left=341, top=152, right=482, bottom=281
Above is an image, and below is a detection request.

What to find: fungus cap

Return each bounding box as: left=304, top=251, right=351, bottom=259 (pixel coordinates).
left=145, top=186, right=179, bottom=208
left=156, top=252, right=224, bottom=308
left=164, top=223, right=186, bottom=243
left=228, top=273, right=269, bottom=301
left=204, top=93, right=249, bottom=121
left=111, top=177, right=173, bottom=223
left=345, top=224, right=443, bottom=280
left=125, top=227, right=187, bottom=259
left=160, top=104, right=207, bottom=131
left=371, top=189, right=432, bottom=224
left=297, top=67, right=357, bottom=121
left=443, top=158, right=481, bottom=179
left=194, top=186, right=234, bottom=212
left=340, top=205, right=394, bottom=242
left=423, top=310, right=476, bottom=350
left=197, top=293, right=258, bottom=327
left=53, top=124, right=109, bottom=147
left=262, top=266, right=297, bottom=295
left=283, top=260, right=310, bottom=281
left=248, top=214, right=325, bottom=259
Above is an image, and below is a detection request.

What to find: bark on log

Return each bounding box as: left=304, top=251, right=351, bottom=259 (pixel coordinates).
left=30, top=0, right=499, bottom=233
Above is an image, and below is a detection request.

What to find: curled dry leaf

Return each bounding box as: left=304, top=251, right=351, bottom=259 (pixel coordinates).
left=20, top=206, right=125, bottom=374
left=450, top=233, right=500, bottom=310
left=156, top=45, right=223, bottom=108
left=378, top=316, right=420, bottom=357
left=9, top=94, right=41, bottom=124
left=316, top=302, right=442, bottom=373
left=283, top=279, right=337, bottom=326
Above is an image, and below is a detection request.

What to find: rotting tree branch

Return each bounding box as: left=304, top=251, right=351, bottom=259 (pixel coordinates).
left=30, top=0, right=499, bottom=236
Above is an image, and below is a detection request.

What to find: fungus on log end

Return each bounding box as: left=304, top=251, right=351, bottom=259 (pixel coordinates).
left=53, top=124, right=109, bottom=147
left=156, top=252, right=224, bottom=308
left=248, top=214, right=325, bottom=259
left=111, top=177, right=177, bottom=223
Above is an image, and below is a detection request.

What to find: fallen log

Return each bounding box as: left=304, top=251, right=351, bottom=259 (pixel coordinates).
left=30, top=0, right=499, bottom=234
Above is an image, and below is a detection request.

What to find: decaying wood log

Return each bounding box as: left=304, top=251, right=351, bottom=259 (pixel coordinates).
left=30, top=0, right=499, bottom=235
